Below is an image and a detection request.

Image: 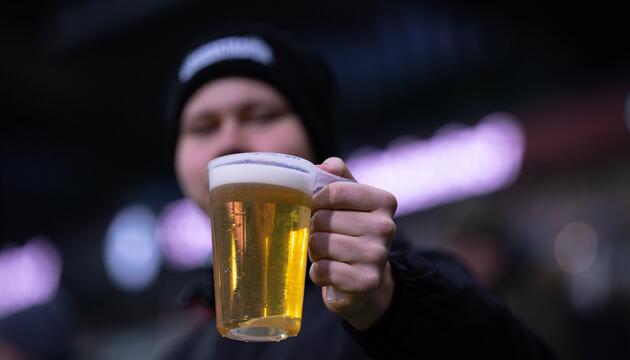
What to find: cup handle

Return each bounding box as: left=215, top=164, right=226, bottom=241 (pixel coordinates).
left=312, top=167, right=356, bottom=194
left=325, top=286, right=344, bottom=303
left=312, top=167, right=356, bottom=303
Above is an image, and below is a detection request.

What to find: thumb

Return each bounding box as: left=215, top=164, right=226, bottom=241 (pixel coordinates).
left=316, top=157, right=356, bottom=181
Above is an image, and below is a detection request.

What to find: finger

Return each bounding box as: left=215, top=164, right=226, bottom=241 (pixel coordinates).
left=316, top=157, right=356, bottom=181
left=311, top=210, right=397, bottom=239
left=312, top=181, right=398, bottom=216
left=309, top=260, right=381, bottom=295
left=309, top=232, right=388, bottom=264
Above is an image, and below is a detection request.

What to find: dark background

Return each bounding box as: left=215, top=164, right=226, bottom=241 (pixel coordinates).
left=1, top=1, right=629, bottom=359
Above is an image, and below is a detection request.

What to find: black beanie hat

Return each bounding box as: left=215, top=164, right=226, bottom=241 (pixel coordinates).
left=166, top=23, right=339, bottom=163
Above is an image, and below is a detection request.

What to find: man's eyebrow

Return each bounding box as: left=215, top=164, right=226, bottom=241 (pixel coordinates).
left=182, top=110, right=219, bottom=124
left=240, top=100, right=275, bottom=109
left=240, top=99, right=287, bottom=111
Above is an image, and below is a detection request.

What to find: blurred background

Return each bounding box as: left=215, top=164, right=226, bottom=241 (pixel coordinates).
left=1, top=0, right=629, bottom=359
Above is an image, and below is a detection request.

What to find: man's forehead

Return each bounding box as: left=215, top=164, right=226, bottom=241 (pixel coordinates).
left=182, top=78, right=288, bottom=117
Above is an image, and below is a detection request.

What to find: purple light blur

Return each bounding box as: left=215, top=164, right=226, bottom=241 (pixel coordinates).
left=157, top=199, right=213, bottom=270
left=0, top=237, right=62, bottom=319
left=347, top=112, right=525, bottom=216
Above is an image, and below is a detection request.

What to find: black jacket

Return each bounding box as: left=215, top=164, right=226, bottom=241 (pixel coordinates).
left=164, top=245, right=554, bottom=359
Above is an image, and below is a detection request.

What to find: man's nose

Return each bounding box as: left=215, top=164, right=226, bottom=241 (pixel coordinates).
left=215, top=117, right=245, bottom=154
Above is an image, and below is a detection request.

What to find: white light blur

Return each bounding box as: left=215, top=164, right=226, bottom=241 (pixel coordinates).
left=157, top=198, right=212, bottom=270
left=104, top=205, right=161, bottom=292
left=554, top=221, right=598, bottom=274
left=0, top=237, right=62, bottom=319
left=346, top=112, right=525, bottom=216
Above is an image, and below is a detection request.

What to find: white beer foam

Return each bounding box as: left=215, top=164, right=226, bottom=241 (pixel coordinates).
left=209, top=163, right=312, bottom=194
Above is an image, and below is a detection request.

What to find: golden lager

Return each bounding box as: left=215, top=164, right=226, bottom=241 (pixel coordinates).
left=208, top=154, right=314, bottom=342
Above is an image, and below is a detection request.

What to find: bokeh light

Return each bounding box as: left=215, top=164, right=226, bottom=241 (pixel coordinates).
left=0, top=237, right=62, bottom=319
left=554, top=221, right=598, bottom=274
left=347, top=112, right=525, bottom=216
left=157, top=198, right=212, bottom=270
left=104, top=205, right=161, bottom=292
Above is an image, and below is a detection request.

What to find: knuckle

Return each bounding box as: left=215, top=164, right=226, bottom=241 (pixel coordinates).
left=375, top=218, right=397, bottom=238
left=358, top=270, right=380, bottom=293
left=366, top=244, right=388, bottom=264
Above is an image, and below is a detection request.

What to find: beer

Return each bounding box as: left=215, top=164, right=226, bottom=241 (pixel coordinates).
left=209, top=159, right=313, bottom=342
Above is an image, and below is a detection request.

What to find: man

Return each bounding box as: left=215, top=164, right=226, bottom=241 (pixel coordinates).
left=164, top=23, right=553, bottom=359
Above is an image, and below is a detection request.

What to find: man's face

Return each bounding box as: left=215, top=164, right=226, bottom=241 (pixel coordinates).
left=175, top=77, right=316, bottom=212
